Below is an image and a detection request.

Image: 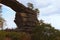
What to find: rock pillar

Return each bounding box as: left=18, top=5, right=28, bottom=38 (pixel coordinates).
left=14, top=11, right=39, bottom=32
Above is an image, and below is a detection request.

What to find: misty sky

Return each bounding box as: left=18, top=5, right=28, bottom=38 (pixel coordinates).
left=1, top=0, right=60, bottom=29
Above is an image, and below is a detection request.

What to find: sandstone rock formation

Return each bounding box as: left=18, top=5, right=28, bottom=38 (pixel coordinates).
left=0, top=0, right=39, bottom=32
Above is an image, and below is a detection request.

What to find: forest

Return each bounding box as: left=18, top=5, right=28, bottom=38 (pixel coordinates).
left=0, top=20, right=60, bottom=40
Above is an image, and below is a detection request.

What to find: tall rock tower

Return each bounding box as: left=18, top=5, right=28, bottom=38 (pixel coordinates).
left=15, top=8, right=39, bottom=33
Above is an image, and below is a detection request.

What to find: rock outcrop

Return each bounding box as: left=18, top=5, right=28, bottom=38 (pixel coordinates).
left=0, top=0, right=39, bottom=32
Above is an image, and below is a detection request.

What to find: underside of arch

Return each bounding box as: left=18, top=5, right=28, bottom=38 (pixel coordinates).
left=0, top=0, right=35, bottom=13
left=0, top=0, right=26, bottom=12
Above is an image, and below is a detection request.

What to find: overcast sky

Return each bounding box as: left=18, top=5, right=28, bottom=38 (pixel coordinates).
left=1, top=0, right=60, bottom=29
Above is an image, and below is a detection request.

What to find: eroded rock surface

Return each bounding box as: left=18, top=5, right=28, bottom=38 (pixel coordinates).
left=0, top=0, right=39, bottom=32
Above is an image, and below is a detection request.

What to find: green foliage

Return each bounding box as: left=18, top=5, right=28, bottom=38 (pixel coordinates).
left=0, top=19, right=60, bottom=40
left=0, top=31, right=29, bottom=40
left=34, top=8, right=40, bottom=14
left=27, top=3, right=40, bottom=14
left=32, top=20, right=60, bottom=40
left=27, top=3, right=34, bottom=9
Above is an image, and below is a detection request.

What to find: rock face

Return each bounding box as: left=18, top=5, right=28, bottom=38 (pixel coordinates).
left=14, top=12, right=39, bottom=32
left=0, top=0, right=39, bottom=32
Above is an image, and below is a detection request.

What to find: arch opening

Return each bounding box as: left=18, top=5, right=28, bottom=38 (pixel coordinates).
left=2, top=4, right=17, bottom=29
left=0, top=0, right=22, bottom=29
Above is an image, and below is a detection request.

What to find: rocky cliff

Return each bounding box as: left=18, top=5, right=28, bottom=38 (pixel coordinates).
left=0, top=0, right=39, bottom=32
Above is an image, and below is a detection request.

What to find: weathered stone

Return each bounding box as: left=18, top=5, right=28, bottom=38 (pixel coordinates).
left=0, top=0, right=39, bottom=32
left=0, top=0, right=2, bottom=3
left=14, top=12, right=39, bottom=32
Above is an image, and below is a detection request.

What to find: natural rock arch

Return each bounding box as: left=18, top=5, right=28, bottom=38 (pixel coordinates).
left=0, top=0, right=39, bottom=32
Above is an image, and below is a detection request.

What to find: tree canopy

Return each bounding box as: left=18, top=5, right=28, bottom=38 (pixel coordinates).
left=32, top=20, right=60, bottom=40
